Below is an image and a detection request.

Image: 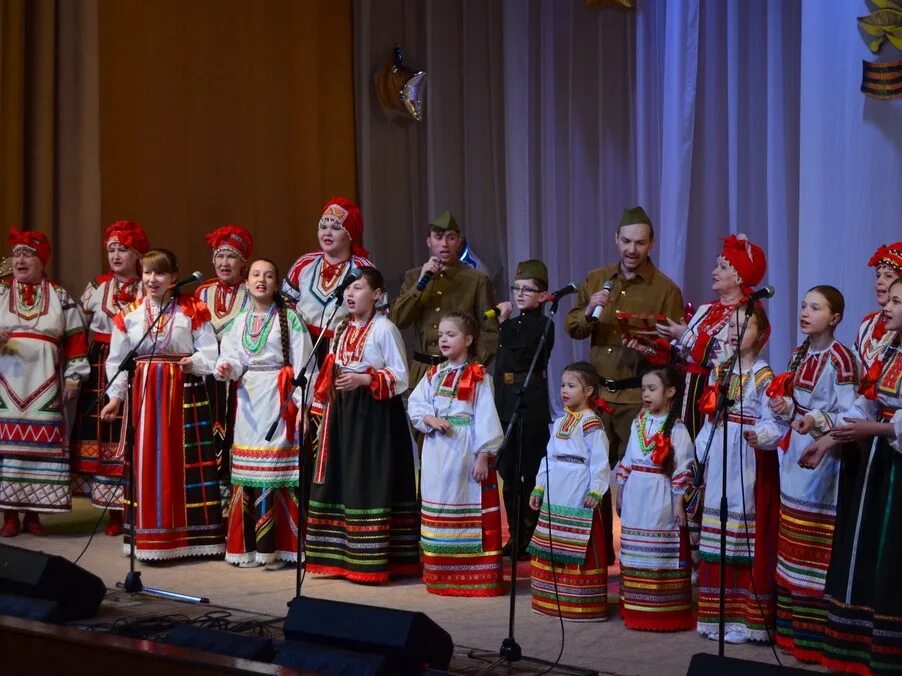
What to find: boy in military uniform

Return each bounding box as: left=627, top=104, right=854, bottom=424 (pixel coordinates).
left=392, top=211, right=498, bottom=385
left=493, top=259, right=554, bottom=560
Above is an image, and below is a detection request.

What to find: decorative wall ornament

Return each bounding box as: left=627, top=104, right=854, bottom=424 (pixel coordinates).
left=374, top=45, right=426, bottom=123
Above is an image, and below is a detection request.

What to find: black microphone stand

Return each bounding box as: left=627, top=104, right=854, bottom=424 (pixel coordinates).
left=94, top=285, right=209, bottom=603
left=694, top=303, right=754, bottom=657
left=472, top=294, right=595, bottom=676
left=265, top=290, right=344, bottom=601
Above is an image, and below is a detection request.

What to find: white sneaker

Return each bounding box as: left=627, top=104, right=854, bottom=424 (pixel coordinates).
left=724, top=628, right=749, bottom=644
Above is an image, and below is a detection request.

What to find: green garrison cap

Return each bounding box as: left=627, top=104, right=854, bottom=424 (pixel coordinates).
left=620, top=206, right=652, bottom=228
left=429, top=211, right=461, bottom=233
left=514, top=259, right=548, bottom=286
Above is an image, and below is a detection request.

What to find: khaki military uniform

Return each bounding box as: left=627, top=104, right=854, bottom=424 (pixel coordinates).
left=392, top=261, right=498, bottom=386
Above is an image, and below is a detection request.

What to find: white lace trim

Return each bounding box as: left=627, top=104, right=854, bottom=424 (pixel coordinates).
left=122, top=543, right=225, bottom=560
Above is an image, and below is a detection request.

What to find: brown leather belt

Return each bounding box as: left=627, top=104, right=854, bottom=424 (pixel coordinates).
left=502, top=370, right=545, bottom=385
left=600, top=375, right=642, bottom=392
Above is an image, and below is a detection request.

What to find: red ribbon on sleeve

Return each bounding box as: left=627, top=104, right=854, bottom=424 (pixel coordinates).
left=277, top=365, right=299, bottom=443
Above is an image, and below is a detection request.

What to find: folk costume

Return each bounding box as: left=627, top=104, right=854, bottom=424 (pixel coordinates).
left=71, top=221, right=148, bottom=517
left=820, top=340, right=902, bottom=674
left=305, top=314, right=419, bottom=583
left=855, top=242, right=901, bottom=377
left=760, top=339, right=859, bottom=661
left=216, top=304, right=313, bottom=566
left=494, top=259, right=554, bottom=559
left=407, top=360, right=505, bottom=596
left=528, top=407, right=610, bottom=621
left=0, top=229, right=88, bottom=523
left=106, top=293, right=224, bottom=560
left=694, top=359, right=782, bottom=642
left=391, top=212, right=499, bottom=386
left=195, top=225, right=254, bottom=513
left=617, top=412, right=695, bottom=631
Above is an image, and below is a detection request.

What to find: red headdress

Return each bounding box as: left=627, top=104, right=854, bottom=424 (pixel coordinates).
left=868, top=242, right=902, bottom=273
left=8, top=227, right=51, bottom=266
left=205, top=225, right=254, bottom=260
left=320, top=196, right=368, bottom=258
left=720, top=234, right=766, bottom=296
left=104, top=220, right=150, bottom=255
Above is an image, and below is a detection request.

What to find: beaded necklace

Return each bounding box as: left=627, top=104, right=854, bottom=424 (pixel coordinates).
left=12, top=279, right=48, bottom=327
left=636, top=410, right=663, bottom=455
left=242, top=304, right=277, bottom=357
left=214, top=281, right=239, bottom=317
left=144, top=297, right=177, bottom=350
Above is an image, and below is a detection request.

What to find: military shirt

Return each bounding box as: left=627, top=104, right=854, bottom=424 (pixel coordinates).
left=494, top=307, right=554, bottom=423
left=565, top=260, right=683, bottom=404
left=392, top=261, right=498, bottom=385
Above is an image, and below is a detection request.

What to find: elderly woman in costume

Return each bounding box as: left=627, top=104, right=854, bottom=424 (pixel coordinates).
left=71, top=221, right=150, bottom=536
left=0, top=228, right=88, bottom=536
left=855, top=242, right=901, bottom=380
left=195, top=225, right=254, bottom=513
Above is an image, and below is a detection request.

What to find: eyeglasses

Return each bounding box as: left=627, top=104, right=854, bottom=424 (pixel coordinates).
left=509, top=285, right=540, bottom=296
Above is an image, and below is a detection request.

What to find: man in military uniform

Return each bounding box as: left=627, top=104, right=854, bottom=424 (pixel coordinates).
left=392, top=211, right=498, bottom=386
left=566, top=207, right=684, bottom=557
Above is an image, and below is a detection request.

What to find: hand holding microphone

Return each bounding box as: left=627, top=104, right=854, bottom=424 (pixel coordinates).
left=587, top=280, right=615, bottom=322
left=482, top=301, right=512, bottom=323
left=416, top=257, right=443, bottom=291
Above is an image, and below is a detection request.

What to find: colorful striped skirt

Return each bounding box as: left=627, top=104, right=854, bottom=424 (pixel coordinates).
left=124, top=357, right=225, bottom=560
left=306, top=389, right=420, bottom=583
left=421, top=468, right=504, bottom=597
left=531, top=510, right=607, bottom=621
left=226, top=486, right=299, bottom=565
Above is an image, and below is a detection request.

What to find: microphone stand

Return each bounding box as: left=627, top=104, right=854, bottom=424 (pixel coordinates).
left=694, top=303, right=753, bottom=657
left=472, top=295, right=595, bottom=676
left=93, top=285, right=209, bottom=603
left=265, top=292, right=344, bottom=601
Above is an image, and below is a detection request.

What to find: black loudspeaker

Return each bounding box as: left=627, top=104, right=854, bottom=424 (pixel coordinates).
left=0, top=591, right=62, bottom=623
left=274, top=640, right=388, bottom=676
left=283, top=597, right=453, bottom=674
left=687, top=654, right=813, bottom=675
left=164, top=625, right=276, bottom=662
left=0, top=543, right=106, bottom=621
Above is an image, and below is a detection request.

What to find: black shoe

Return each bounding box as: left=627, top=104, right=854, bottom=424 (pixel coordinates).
left=501, top=541, right=513, bottom=558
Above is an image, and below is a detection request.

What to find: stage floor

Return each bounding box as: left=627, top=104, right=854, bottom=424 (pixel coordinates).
left=8, top=500, right=823, bottom=675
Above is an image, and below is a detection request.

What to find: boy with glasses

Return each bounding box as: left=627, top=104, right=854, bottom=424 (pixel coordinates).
left=493, top=259, right=555, bottom=560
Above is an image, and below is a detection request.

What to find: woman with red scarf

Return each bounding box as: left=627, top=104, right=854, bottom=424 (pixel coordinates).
left=855, top=242, right=901, bottom=378
left=0, top=228, right=88, bottom=536
left=71, top=221, right=149, bottom=535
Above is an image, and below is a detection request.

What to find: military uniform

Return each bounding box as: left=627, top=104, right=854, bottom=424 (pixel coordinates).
left=391, top=212, right=498, bottom=386
left=493, top=259, right=554, bottom=557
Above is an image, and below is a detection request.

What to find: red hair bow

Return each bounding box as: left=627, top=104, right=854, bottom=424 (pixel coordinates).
left=766, top=371, right=795, bottom=399
left=650, top=433, right=673, bottom=466
left=456, top=362, right=485, bottom=401
left=859, top=359, right=883, bottom=401
left=590, top=396, right=614, bottom=415
left=698, top=384, right=718, bottom=416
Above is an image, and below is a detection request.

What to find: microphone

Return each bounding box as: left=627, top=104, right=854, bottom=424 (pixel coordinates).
left=333, top=268, right=363, bottom=297
left=172, top=271, right=203, bottom=289
left=589, top=279, right=615, bottom=322
left=547, top=282, right=579, bottom=302
left=482, top=305, right=503, bottom=321
left=745, top=285, right=776, bottom=303
left=415, top=271, right=434, bottom=292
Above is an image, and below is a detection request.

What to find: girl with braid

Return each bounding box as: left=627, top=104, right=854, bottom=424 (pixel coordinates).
left=215, top=259, right=313, bottom=569
left=526, top=361, right=611, bottom=621
left=694, top=304, right=782, bottom=644
left=617, top=365, right=695, bottom=631
left=755, top=286, right=858, bottom=662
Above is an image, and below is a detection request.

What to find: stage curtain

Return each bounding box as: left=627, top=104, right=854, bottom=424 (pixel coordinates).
left=356, top=0, right=900, bottom=401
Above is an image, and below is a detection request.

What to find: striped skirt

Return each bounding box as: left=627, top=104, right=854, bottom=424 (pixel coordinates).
left=124, top=357, right=225, bottom=560
left=619, top=524, right=692, bottom=631
left=226, top=486, right=299, bottom=565
left=774, top=494, right=836, bottom=662
left=306, top=389, right=420, bottom=583
left=531, top=509, right=608, bottom=621
left=421, top=468, right=504, bottom=597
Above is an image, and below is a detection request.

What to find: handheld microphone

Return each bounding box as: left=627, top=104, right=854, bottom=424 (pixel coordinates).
left=745, top=285, right=776, bottom=303
left=333, top=268, right=363, bottom=297
left=172, top=271, right=203, bottom=289
left=415, top=271, right=434, bottom=292
left=589, top=280, right=615, bottom=322
left=547, top=282, right=579, bottom=303
left=482, top=305, right=503, bottom=321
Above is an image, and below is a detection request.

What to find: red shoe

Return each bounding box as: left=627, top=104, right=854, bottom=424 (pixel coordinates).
left=105, top=510, right=124, bottom=536
left=0, top=511, right=20, bottom=537
left=22, top=513, right=46, bottom=536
